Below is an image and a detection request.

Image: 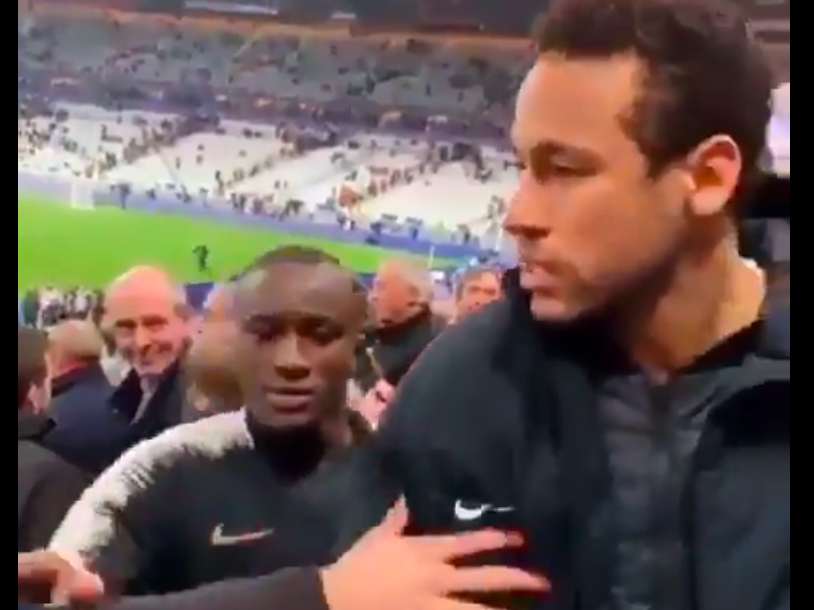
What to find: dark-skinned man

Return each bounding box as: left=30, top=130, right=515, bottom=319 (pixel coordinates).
left=48, top=246, right=374, bottom=595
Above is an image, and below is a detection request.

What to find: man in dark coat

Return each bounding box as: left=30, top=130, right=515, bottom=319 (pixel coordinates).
left=358, top=258, right=446, bottom=391
left=44, top=267, right=198, bottom=474
left=332, top=2, right=789, bottom=609
left=17, top=326, right=88, bottom=552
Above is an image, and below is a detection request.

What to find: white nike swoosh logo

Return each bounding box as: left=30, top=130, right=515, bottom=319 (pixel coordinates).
left=454, top=500, right=515, bottom=522
left=210, top=524, right=274, bottom=546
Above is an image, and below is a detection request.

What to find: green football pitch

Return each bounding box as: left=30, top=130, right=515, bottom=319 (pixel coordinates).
left=17, top=199, right=449, bottom=292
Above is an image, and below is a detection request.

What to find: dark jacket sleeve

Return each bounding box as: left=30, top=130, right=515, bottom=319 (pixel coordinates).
left=333, top=321, right=472, bottom=554
left=103, top=568, right=328, bottom=610
left=330, top=439, right=401, bottom=556
left=48, top=432, right=183, bottom=591
left=18, top=458, right=88, bottom=552
left=333, top=303, right=512, bottom=556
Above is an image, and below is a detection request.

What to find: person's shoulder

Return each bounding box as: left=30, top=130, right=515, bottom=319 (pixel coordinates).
left=106, top=412, right=251, bottom=478
left=380, top=300, right=520, bottom=440
left=18, top=439, right=84, bottom=481
left=760, top=265, right=790, bottom=360
left=419, top=299, right=515, bottom=370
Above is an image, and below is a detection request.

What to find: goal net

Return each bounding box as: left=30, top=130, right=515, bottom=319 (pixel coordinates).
left=68, top=178, right=97, bottom=210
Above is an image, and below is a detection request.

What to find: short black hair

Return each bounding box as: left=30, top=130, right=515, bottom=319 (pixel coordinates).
left=238, top=245, right=366, bottom=294
left=18, top=326, right=48, bottom=409
left=533, top=0, right=773, bottom=196
left=240, top=245, right=340, bottom=276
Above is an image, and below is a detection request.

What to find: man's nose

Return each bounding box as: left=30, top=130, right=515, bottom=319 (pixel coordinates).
left=272, top=334, right=310, bottom=378
left=503, top=170, right=551, bottom=239
left=133, top=325, right=152, bottom=349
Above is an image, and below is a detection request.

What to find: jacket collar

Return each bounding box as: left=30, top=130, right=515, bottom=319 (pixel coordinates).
left=51, top=362, right=107, bottom=398
left=371, top=307, right=436, bottom=343
left=109, top=357, right=184, bottom=421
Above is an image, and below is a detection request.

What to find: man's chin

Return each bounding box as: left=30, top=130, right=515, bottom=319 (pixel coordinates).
left=133, top=360, right=176, bottom=379
left=252, top=403, right=319, bottom=430
left=268, top=410, right=318, bottom=429
left=529, top=294, right=584, bottom=323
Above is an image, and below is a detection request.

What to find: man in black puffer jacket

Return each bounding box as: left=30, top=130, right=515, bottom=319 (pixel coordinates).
left=331, top=1, right=789, bottom=609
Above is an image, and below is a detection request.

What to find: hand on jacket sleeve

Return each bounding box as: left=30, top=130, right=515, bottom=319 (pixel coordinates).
left=322, top=499, right=549, bottom=610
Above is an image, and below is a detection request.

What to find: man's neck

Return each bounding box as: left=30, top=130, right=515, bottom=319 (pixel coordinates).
left=614, top=240, right=766, bottom=381
left=52, top=359, right=90, bottom=381
left=320, top=407, right=356, bottom=449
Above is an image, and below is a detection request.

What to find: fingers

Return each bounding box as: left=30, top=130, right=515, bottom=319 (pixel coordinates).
left=52, top=567, right=105, bottom=605
left=443, top=565, right=550, bottom=594
left=429, top=599, right=505, bottom=610
left=373, top=497, right=409, bottom=536
left=418, top=529, right=524, bottom=560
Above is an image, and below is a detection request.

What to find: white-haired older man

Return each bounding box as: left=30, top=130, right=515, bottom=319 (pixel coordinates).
left=360, top=258, right=446, bottom=392
left=46, top=266, right=198, bottom=474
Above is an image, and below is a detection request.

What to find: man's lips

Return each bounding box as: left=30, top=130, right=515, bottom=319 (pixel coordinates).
left=519, top=261, right=561, bottom=290
left=262, top=387, right=317, bottom=410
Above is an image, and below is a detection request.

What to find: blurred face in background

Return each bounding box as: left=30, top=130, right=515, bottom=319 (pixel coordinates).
left=105, top=271, right=190, bottom=381
left=18, top=327, right=53, bottom=413
left=28, top=354, right=53, bottom=413
left=369, top=263, right=424, bottom=327
left=187, top=321, right=243, bottom=413
left=187, top=283, right=241, bottom=412
left=456, top=270, right=502, bottom=319
left=199, top=284, right=234, bottom=331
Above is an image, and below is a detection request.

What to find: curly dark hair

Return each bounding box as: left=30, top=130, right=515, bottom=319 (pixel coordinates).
left=533, top=0, right=773, bottom=199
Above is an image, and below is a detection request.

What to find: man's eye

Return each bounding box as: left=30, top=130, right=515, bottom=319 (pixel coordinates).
left=243, top=324, right=275, bottom=341
left=309, top=326, right=340, bottom=344
left=551, top=163, right=585, bottom=176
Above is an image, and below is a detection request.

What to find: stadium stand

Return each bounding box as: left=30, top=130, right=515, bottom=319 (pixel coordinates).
left=19, top=6, right=526, bottom=253
left=18, top=0, right=788, bottom=292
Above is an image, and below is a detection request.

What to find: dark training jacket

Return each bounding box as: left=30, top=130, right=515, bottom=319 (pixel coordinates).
left=42, top=568, right=328, bottom=610
left=49, top=411, right=365, bottom=596
left=334, top=221, right=789, bottom=610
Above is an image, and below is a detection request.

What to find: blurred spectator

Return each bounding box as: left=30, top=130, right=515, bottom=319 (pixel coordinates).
left=18, top=326, right=88, bottom=552
left=360, top=258, right=446, bottom=391
left=186, top=319, right=242, bottom=414
left=454, top=267, right=502, bottom=320
left=45, top=266, right=198, bottom=474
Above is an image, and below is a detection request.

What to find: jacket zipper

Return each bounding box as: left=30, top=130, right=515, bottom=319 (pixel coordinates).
left=649, top=381, right=690, bottom=610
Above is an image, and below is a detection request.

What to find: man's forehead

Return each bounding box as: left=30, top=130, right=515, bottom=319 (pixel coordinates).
left=376, top=261, right=417, bottom=285
left=512, top=54, right=641, bottom=154
left=203, top=284, right=234, bottom=315
left=105, top=289, right=180, bottom=309
left=245, top=261, right=355, bottom=290
left=238, top=262, right=362, bottom=314
left=471, top=271, right=500, bottom=286
left=105, top=284, right=184, bottom=318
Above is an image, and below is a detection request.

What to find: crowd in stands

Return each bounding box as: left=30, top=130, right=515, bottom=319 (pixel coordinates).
left=19, top=7, right=527, bottom=248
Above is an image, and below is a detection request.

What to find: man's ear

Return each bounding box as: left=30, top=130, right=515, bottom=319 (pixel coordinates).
left=684, top=135, right=743, bottom=218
